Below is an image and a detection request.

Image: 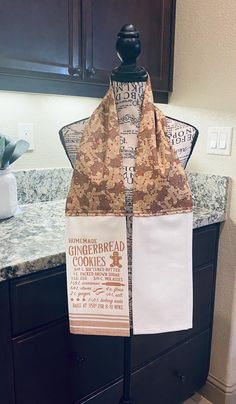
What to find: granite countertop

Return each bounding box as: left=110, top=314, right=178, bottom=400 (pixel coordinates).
left=0, top=198, right=226, bottom=283
left=0, top=168, right=229, bottom=282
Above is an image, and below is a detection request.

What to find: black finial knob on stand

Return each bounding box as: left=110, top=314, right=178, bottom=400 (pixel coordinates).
left=111, top=24, right=148, bottom=82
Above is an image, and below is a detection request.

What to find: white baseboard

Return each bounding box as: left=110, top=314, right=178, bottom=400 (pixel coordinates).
left=200, top=374, right=236, bottom=404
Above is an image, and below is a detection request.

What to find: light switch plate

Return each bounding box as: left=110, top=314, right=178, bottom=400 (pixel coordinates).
left=207, top=127, right=232, bottom=155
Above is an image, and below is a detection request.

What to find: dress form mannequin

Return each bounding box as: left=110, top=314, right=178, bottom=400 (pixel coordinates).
left=59, top=24, right=197, bottom=404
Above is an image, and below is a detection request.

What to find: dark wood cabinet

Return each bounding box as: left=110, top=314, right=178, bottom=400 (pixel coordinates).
left=131, top=330, right=210, bottom=404
left=2, top=223, right=220, bottom=404
left=70, top=334, right=124, bottom=401
left=13, top=321, right=72, bottom=404
left=82, top=331, right=210, bottom=404
left=10, top=267, right=68, bottom=336
left=131, top=263, right=215, bottom=370
left=0, top=282, right=15, bottom=404
left=82, top=0, right=175, bottom=101
left=0, top=0, right=176, bottom=102
left=0, top=0, right=82, bottom=77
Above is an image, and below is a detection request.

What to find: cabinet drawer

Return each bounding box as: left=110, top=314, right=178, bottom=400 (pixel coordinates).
left=131, top=330, right=210, bottom=404
left=10, top=266, right=68, bottom=335
left=132, top=265, right=214, bottom=368
left=83, top=330, right=209, bottom=404
left=193, top=224, right=219, bottom=268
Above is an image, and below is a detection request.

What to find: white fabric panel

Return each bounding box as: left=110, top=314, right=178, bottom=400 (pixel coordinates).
left=132, top=212, right=193, bottom=335
left=65, top=216, right=130, bottom=336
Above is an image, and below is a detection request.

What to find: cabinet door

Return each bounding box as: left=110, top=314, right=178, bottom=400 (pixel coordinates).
left=193, top=224, right=219, bottom=268
left=82, top=0, right=175, bottom=96
left=70, top=334, right=123, bottom=401
left=0, top=0, right=81, bottom=78
left=13, top=321, right=123, bottom=404
left=13, top=321, right=73, bottom=404
left=10, top=266, right=68, bottom=336
left=0, top=282, right=15, bottom=404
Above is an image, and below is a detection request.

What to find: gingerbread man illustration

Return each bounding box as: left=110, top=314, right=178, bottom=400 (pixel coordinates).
left=110, top=251, right=122, bottom=268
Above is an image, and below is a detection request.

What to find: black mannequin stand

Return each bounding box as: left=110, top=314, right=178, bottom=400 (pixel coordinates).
left=111, top=24, right=148, bottom=404
left=119, top=336, right=133, bottom=404
left=111, top=24, right=148, bottom=83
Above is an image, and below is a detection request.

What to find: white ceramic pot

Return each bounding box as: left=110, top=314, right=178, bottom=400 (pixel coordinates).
left=0, top=168, right=18, bottom=219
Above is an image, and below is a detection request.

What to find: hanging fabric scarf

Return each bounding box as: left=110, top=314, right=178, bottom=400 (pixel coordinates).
left=65, top=77, right=193, bottom=337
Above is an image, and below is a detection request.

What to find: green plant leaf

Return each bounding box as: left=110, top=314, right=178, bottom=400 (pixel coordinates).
left=9, top=139, right=29, bottom=164
left=4, top=136, right=11, bottom=145
left=2, top=141, right=16, bottom=168
left=0, top=137, right=6, bottom=168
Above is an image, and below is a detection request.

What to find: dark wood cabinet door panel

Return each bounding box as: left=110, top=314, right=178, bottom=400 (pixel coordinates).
left=0, top=0, right=175, bottom=100
left=131, top=330, right=210, bottom=404
left=13, top=323, right=123, bottom=404
left=70, top=334, right=123, bottom=401
left=13, top=321, right=73, bottom=404
left=193, top=224, right=220, bottom=269
left=0, top=0, right=81, bottom=77
left=193, top=264, right=215, bottom=330
left=82, top=0, right=175, bottom=92
left=0, top=282, right=15, bottom=404
left=10, top=266, right=68, bottom=336
left=131, top=264, right=214, bottom=369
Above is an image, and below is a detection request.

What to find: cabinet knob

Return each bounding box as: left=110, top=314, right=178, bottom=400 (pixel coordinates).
left=176, top=371, right=186, bottom=383
left=86, top=68, right=96, bottom=78
left=68, top=67, right=81, bottom=77
left=74, top=353, right=86, bottom=367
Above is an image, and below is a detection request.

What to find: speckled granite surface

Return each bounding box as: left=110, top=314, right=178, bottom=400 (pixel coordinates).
left=0, top=200, right=66, bottom=281
left=187, top=172, right=229, bottom=212
left=14, top=168, right=72, bottom=204
left=14, top=168, right=229, bottom=212
left=0, top=168, right=229, bottom=282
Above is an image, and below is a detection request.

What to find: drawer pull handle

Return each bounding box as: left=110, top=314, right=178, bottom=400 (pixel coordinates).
left=176, top=372, right=186, bottom=383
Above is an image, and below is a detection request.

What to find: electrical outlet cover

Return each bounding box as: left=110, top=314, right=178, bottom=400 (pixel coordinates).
left=17, top=123, right=34, bottom=151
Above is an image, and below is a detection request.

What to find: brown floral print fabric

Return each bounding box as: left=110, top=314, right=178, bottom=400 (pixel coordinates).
left=66, top=77, right=192, bottom=217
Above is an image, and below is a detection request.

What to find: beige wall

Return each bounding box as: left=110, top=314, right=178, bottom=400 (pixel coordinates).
left=0, top=0, right=235, bottom=401
left=163, top=2, right=236, bottom=401
left=0, top=91, right=100, bottom=169
left=160, top=2, right=236, bottom=401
